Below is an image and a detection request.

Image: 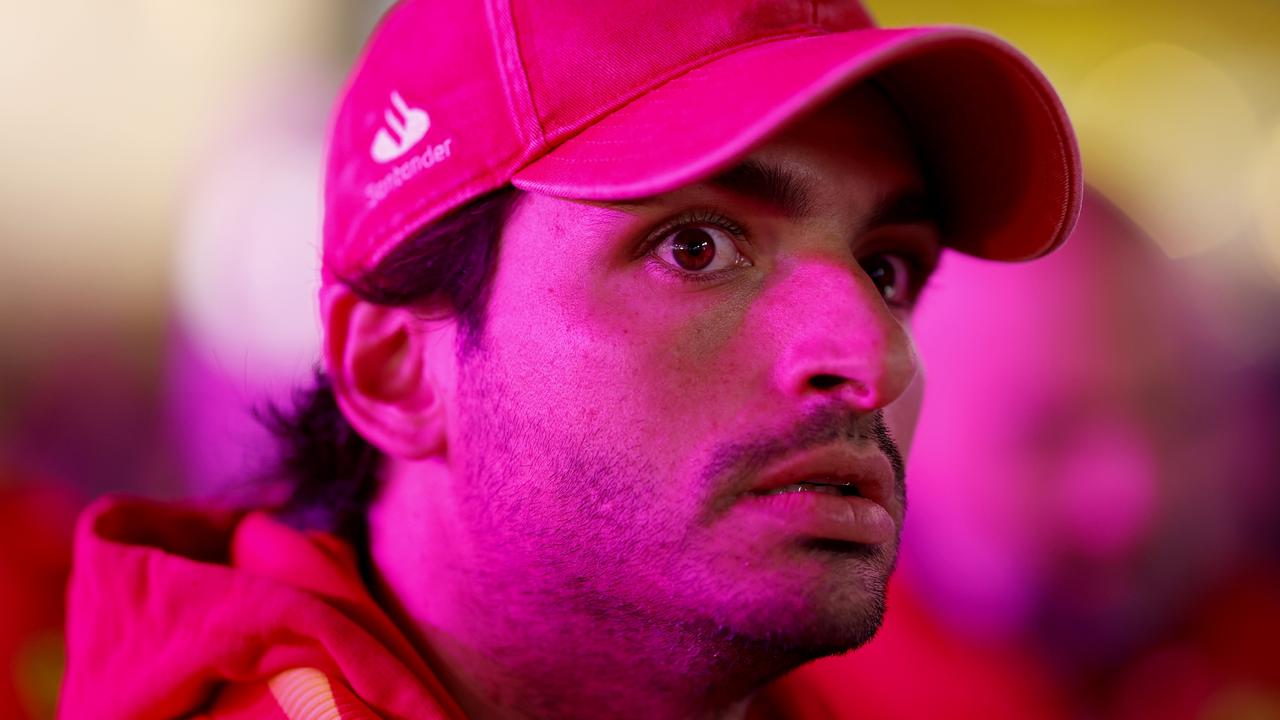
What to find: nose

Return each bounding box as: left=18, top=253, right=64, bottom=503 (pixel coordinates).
left=766, top=257, right=917, bottom=411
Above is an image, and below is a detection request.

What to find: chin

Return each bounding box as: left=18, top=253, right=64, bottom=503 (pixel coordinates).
left=697, top=539, right=898, bottom=660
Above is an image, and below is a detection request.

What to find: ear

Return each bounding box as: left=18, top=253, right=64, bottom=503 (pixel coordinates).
left=321, top=283, right=455, bottom=459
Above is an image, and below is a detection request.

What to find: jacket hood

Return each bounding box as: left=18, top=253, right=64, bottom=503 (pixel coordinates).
left=58, top=496, right=463, bottom=719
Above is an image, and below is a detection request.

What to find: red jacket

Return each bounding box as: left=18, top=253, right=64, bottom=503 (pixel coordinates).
left=60, top=497, right=465, bottom=719
left=58, top=497, right=834, bottom=719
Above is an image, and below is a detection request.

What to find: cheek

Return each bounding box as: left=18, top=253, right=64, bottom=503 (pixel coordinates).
left=478, top=269, right=706, bottom=467
left=566, top=265, right=761, bottom=405
left=613, top=289, right=772, bottom=455
left=483, top=200, right=767, bottom=478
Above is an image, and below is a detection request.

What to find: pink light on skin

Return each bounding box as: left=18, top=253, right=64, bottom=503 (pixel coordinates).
left=327, top=85, right=941, bottom=720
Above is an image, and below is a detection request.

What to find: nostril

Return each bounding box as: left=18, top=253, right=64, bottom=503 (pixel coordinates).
left=808, top=374, right=846, bottom=391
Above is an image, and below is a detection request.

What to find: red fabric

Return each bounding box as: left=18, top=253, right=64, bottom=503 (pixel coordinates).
left=0, top=480, right=79, bottom=720
left=58, top=497, right=464, bottom=720
left=57, top=496, right=846, bottom=719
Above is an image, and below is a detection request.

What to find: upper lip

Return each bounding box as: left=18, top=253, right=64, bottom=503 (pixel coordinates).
left=743, top=444, right=899, bottom=518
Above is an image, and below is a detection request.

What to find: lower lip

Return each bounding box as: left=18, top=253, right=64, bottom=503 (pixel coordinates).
left=737, top=491, right=896, bottom=546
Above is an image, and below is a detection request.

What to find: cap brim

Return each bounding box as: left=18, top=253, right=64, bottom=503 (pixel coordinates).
left=512, top=27, right=1082, bottom=262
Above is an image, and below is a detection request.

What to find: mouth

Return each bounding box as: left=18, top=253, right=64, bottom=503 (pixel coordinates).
left=755, top=478, right=864, bottom=498
left=735, top=444, right=900, bottom=546
left=745, top=444, right=895, bottom=509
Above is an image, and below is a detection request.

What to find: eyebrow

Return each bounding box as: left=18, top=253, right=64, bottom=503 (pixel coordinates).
left=611, top=157, right=937, bottom=229
left=708, top=158, right=817, bottom=219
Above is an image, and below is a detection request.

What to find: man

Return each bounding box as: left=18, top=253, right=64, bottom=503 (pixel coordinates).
left=59, top=1, right=1081, bottom=718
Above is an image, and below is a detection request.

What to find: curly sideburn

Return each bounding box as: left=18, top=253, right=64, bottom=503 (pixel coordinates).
left=260, top=188, right=520, bottom=544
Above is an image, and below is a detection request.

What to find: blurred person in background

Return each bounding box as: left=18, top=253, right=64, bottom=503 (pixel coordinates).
left=54, top=0, right=1085, bottom=718
left=792, top=188, right=1280, bottom=719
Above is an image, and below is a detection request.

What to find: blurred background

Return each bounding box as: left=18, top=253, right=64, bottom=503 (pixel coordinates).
left=0, top=1, right=1276, bottom=718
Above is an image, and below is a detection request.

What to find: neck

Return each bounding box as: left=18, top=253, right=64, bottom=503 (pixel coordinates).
left=366, top=459, right=800, bottom=720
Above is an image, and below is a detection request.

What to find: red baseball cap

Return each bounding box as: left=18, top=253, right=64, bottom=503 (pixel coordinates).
left=323, top=0, right=1082, bottom=282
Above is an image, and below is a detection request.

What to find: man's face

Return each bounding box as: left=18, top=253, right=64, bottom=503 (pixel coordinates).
left=441, top=85, right=939, bottom=656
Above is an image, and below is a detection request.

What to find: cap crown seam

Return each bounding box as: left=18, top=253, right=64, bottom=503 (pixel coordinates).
left=533, top=26, right=825, bottom=154
left=487, top=0, right=546, bottom=158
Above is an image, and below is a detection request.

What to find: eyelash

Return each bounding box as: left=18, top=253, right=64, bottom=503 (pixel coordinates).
left=640, top=209, right=750, bottom=283
left=866, top=251, right=938, bottom=310
left=639, top=210, right=938, bottom=300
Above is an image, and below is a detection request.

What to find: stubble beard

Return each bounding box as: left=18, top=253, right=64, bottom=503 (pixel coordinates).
left=448, top=334, right=903, bottom=698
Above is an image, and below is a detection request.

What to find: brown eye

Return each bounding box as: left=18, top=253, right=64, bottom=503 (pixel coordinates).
left=653, top=224, right=748, bottom=275
left=862, top=253, right=914, bottom=305
left=671, top=228, right=715, bottom=270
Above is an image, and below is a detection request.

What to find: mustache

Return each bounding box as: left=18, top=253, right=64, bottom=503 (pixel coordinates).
left=700, top=406, right=906, bottom=504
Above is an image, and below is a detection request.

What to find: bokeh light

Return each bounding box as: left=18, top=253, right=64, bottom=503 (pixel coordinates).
left=1070, top=43, right=1261, bottom=258
left=1253, top=122, right=1280, bottom=281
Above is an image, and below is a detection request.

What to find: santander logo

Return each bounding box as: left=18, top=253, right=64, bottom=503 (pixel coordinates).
left=370, top=91, right=430, bottom=163
left=362, top=89, right=456, bottom=209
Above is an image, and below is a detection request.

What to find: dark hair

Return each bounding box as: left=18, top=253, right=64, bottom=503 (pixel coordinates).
left=261, top=187, right=521, bottom=543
